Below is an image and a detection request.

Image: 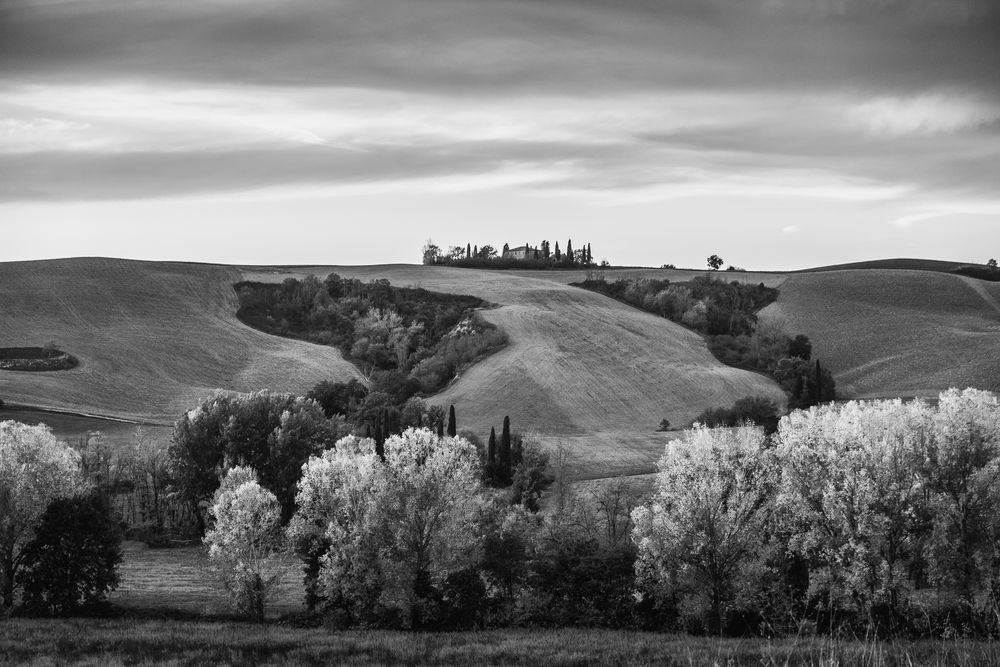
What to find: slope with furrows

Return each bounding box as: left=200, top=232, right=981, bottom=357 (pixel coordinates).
left=242, top=265, right=788, bottom=476
left=762, top=269, right=1000, bottom=399
left=0, top=258, right=358, bottom=423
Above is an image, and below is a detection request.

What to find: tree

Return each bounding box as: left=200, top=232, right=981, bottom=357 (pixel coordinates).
left=466, top=243, right=471, bottom=259
left=205, top=467, right=286, bottom=621
left=287, top=436, right=379, bottom=612
left=987, top=258, right=997, bottom=270
left=776, top=400, right=931, bottom=622
left=17, top=491, right=122, bottom=615
left=313, top=429, right=488, bottom=628
left=922, top=388, right=1000, bottom=601
left=788, top=334, right=812, bottom=361
left=633, top=424, right=776, bottom=634
left=555, top=242, right=561, bottom=262
left=169, top=391, right=339, bottom=528
left=421, top=239, right=442, bottom=265
left=479, top=245, right=498, bottom=259
left=499, top=416, right=512, bottom=484
left=566, top=239, right=574, bottom=265
left=707, top=254, right=724, bottom=271
left=502, top=243, right=510, bottom=255
left=447, top=405, right=457, bottom=437
left=0, top=421, right=88, bottom=609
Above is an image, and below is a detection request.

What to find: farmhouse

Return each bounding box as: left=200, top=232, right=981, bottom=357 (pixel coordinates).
left=502, top=245, right=540, bottom=260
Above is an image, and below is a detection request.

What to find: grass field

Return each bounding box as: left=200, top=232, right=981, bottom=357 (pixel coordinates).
left=112, top=541, right=304, bottom=617
left=762, top=269, right=1000, bottom=399
left=0, top=406, right=173, bottom=452
left=0, top=257, right=359, bottom=423
left=2, top=619, right=998, bottom=666
left=241, top=264, right=786, bottom=478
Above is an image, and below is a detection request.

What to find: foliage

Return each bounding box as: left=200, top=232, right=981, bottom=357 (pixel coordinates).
left=775, top=390, right=1000, bottom=635
left=168, top=390, right=339, bottom=528
left=234, top=275, right=506, bottom=398
left=0, top=421, right=88, bottom=609
left=707, top=254, right=724, bottom=270
left=300, top=429, right=490, bottom=628
left=16, top=491, right=122, bottom=616
left=633, top=425, right=777, bottom=634
left=693, top=396, right=781, bottom=433
left=204, top=467, right=286, bottom=621
left=0, top=347, right=79, bottom=372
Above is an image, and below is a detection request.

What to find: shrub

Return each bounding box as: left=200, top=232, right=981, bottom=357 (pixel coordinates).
left=17, top=492, right=122, bottom=616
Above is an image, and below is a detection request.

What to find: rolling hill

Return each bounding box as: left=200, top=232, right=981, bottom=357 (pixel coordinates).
left=762, top=270, right=1000, bottom=399
left=241, top=265, right=786, bottom=477
left=0, top=258, right=359, bottom=424
left=4, top=257, right=998, bottom=478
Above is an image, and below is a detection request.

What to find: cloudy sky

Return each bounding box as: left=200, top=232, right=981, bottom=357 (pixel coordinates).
left=2, top=0, right=999, bottom=269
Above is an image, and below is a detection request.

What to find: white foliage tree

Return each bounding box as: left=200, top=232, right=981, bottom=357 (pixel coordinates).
left=922, top=388, right=1000, bottom=600
left=776, top=399, right=931, bottom=616
left=204, top=466, right=285, bottom=621
left=0, top=421, right=87, bottom=609
left=294, top=428, right=488, bottom=627
left=287, top=435, right=383, bottom=614
left=632, top=424, right=776, bottom=632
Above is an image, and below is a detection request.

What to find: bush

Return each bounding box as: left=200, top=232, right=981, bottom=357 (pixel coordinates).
left=17, top=492, right=122, bottom=615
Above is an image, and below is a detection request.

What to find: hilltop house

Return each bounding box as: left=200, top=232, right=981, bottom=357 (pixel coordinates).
left=502, top=245, right=540, bottom=260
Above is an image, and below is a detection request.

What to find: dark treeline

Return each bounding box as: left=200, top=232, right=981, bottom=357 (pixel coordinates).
left=576, top=275, right=836, bottom=417
left=422, top=238, right=601, bottom=269
left=235, top=274, right=507, bottom=398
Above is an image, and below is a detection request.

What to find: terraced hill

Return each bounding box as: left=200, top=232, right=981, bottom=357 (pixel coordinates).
left=762, top=270, right=1000, bottom=399
left=0, top=258, right=359, bottom=424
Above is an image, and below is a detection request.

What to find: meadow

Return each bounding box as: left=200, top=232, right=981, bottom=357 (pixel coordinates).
left=3, top=618, right=999, bottom=666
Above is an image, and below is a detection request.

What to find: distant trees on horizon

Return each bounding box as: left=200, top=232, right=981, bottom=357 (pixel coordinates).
left=423, top=238, right=598, bottom=269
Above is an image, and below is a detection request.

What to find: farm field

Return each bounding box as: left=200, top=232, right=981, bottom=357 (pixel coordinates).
left=112, top=542, right=304, bottom=617
left=0, top=257, right=359, bottom=424
left=2, top=618, right=998, bottom=666
left=0, top=406, right=173, bottom=453
left=762, top=269, right=1000, bottom=399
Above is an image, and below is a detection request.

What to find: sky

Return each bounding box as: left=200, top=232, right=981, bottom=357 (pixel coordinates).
left=2, top=0, right=999, bottom=269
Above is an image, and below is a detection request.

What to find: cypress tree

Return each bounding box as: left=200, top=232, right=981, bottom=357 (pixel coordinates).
left=500, top=416, right=512, bottom=482
left=566, top=239, right=574, bottom=264
left=814, top=360, right=822, bottom=403
left=466, top=243, right=471, bottom=258
left=587, top=243, right=592, bottom=264
left=447, top=405, right=457, bottom=437
left=555, top=242, right=561, bottom=261
left=437, top=415, right=444, bottom=438
left=488, top=427, right=497, bottom=465
left=473, top=244, right=478, bottom=258
left=503, top=243, right=510, bottom=255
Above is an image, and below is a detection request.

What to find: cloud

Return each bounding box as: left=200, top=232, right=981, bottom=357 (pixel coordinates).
left=783, top=225, right=799, bottom=233
left=850, top=93, right=1000, bottom=136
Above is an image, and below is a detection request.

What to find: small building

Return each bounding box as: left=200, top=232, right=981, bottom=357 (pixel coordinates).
left=502, top=245, right=540, bottom=260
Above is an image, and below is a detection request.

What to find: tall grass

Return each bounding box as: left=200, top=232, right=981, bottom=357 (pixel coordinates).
left=2, top=620, right=999, bottom=666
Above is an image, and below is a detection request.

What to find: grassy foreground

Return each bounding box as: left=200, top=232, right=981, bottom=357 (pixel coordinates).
left=2, top=619, right=999, bottom=666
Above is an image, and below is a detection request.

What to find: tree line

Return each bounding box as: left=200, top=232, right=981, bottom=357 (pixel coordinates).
left=422, top=238, right=602, bottom=269
left=2, top=388, right=999, bottom=637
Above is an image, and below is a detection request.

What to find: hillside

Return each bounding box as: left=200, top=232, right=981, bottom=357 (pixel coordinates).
left=762, top=270, right=1000, bottom=399
left=241, top=265, right=787, bottom=477
left=0, top=258, right=359, bottom=424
